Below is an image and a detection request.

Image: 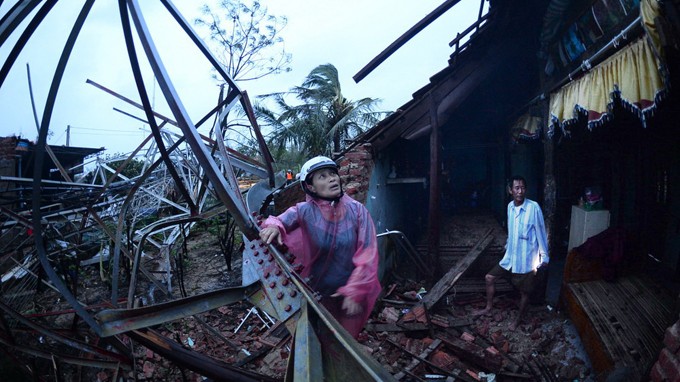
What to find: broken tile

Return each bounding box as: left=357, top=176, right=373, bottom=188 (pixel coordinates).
left=381, top=306, right=400, bottom=323
left=461, top=331, right=475, bottom=342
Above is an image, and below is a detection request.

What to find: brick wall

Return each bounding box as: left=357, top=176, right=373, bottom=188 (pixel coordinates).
left=269, top=144, right=375, bottom=215
left=0, top=136, right=18, bottom=159
left=650, top=316, right=680, bottom=381
left=337, top=143, right=374, bottom=205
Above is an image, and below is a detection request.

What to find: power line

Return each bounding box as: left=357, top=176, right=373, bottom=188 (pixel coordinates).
left=68, top=126, right=142, bottom=133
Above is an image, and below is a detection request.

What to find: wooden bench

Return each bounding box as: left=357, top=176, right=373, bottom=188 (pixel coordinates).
left=561, top=247, right=677, bottom=381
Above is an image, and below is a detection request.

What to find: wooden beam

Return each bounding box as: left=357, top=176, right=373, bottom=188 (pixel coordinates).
left=427, top=92, right=442, bottom=272
left=421, top=228, right=494, bottom=309
left=353, top=0, right=463, bottom=83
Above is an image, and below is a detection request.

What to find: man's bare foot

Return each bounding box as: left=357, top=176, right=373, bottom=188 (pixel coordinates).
left=472, top=307, right=492, bottom=316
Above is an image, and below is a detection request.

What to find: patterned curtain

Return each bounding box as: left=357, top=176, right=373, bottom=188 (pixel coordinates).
left=548, top=0, right=666, bottom=136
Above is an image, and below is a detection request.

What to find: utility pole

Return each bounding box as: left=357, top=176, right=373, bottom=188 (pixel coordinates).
left=66, top=125, right=70, bottom=146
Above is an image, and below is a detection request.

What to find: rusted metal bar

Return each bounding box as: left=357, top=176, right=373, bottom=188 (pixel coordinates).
left=96, top=283, right=261, bottom=337
left=353, top=0, right=462, bottom=83
left=0, top=337, right=130, bottom=370
left=242, top=231, right=396, bottom=381
left=0, top=205, right=33, bottom=229
left=194, top=314, right=240, bottom=351
left=0, top=300, right=130, bottom=365
left=290, top=300, right=323, bottom=381
left=128, top=328, right=278, bottom=382
left=24, top=300, right=127, bottom=319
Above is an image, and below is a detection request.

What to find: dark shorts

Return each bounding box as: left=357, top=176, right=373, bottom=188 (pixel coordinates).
left=488, top=263, right=536, bottom=293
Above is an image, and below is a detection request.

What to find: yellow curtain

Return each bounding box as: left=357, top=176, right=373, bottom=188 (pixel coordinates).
left=549, top=36, right=664, bottom=130
left=549, top=0, right=666, bottom=132
left=511, top=113, right=542, bottom=142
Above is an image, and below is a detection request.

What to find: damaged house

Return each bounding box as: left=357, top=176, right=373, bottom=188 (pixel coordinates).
left=324, top=0, right=680, bottom=380
left=1, top=0, right=679, bottom=381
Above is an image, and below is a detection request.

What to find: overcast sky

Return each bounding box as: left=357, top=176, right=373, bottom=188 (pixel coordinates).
left=0, top=0, right=485, bottom=156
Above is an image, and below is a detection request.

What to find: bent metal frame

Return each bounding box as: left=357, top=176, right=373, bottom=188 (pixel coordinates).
left=0, top=1, right=394, bottom=380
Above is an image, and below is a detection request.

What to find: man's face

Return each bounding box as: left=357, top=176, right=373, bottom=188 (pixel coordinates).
left=307, top=168, right=342, bottom=199
left=509, top=179, right=526, bottom=206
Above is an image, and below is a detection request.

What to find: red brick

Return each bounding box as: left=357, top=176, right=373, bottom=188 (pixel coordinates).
left=664, top=321, right=680, bottom=353
left=466, top=370, right=480, bottom=381
left=461, top=332, right=476, bottom=342
left=658, top=348, right=680, bottom=378
left=490, top=330, right=504, bottom=345
left=430, top=350, right=457, bottom=369
left=485, top=346, right=499, bottom=356
left=345, top=150, right=371, bottom=161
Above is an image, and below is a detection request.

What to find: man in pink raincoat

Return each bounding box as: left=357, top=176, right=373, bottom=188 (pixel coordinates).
left=259, top=156, right=381, bottom=338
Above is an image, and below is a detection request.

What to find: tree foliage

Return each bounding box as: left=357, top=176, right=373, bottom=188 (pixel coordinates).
left=195, top=0, right=291, bottom=82
left=257, top=64, right=387, bottom=160
left=107, top=156, right=146, bottom=179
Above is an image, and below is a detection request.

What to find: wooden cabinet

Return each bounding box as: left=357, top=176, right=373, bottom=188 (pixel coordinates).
left=568, top=205, right=610, bottom=251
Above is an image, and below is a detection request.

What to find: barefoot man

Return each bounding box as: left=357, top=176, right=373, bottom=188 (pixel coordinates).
left=474, top=176, right=549, bottom=330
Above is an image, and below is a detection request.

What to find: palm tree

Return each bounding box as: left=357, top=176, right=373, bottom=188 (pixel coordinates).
left=256, top=64, right=387, bottom=160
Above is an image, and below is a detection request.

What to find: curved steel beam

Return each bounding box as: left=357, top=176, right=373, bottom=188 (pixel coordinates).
left=160, top=0, right=276, bottom=188
left=0, top=0, right=56, bottom=88
left=31, top=0, right=103, bottom=336
left=125, top=0, right=257, bottom=239
left=98, top=283, right=260, bottom=336
left=117, top=0, right=197, bottom=214
left=0, top=0, right=41, bottom=47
